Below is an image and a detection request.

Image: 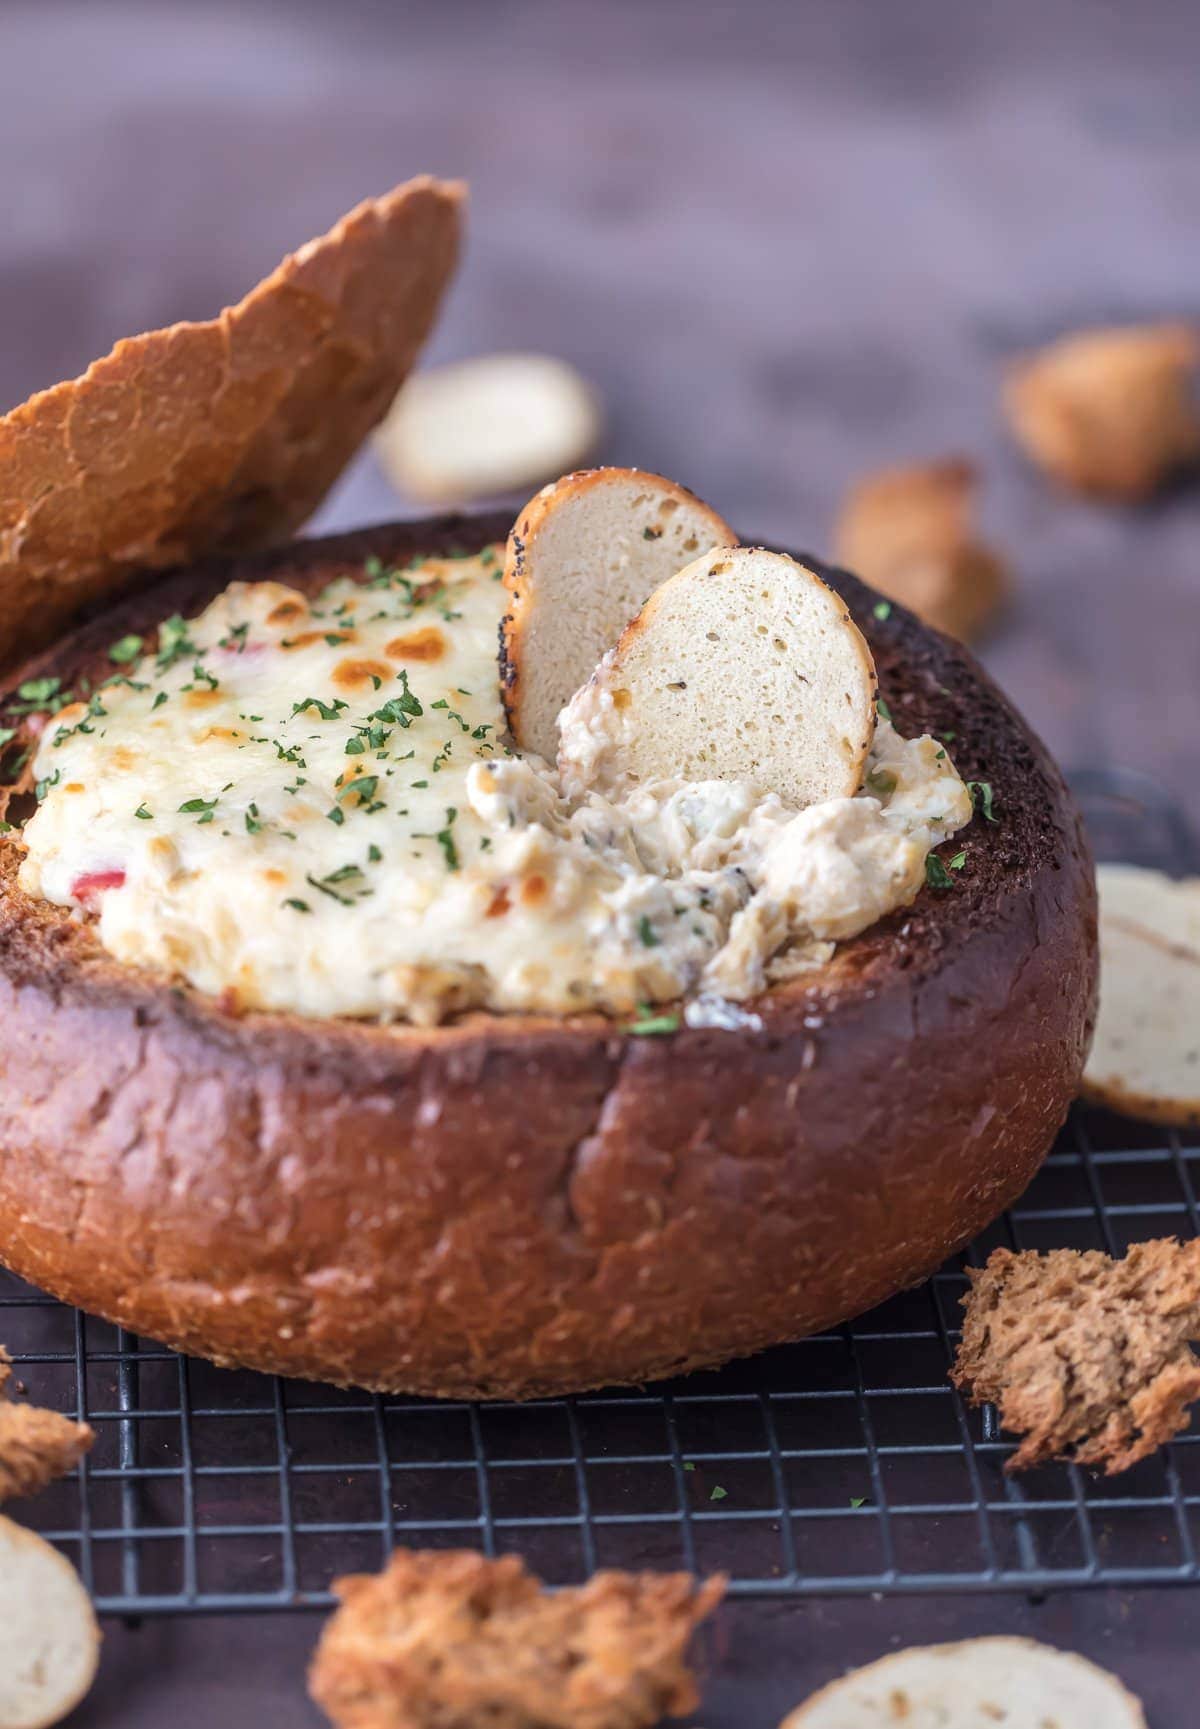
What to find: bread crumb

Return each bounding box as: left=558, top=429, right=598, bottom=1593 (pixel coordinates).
left=1003, top=322, right=1200, bottom=500
left=834, top=458, right=1009, bottom=642
left=952, top=1239, right=1200, bottom=1473
left=0, top=1344, right=93, bottom=1502
left=308, top=1548, right=725, bottom=1729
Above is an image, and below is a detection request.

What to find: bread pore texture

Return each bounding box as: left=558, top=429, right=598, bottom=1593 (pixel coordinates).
left=558, top=546, right=877, bottom=807
left=501, top=468, right=736, bottom=761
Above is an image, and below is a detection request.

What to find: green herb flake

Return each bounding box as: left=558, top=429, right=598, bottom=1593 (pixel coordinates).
left=245, top=804, right=263, bottom=835
left=152, top=691, right=169, bottom=710
left=283, top=898, right=311, bottom=914
left=326, top=806, right=346, bottom=826
left=134, top=803, right=153, bottom=821
left=849, top=1495, right=868, bottom=1509
left=291, top=695, right=348, bottom=722
left=866, top=767, right=897, bottom=797
left=872, top=600, right=892, bottom=621
left=367, top=843, right=382, bottom=864
left=967, top=780, right=997, bottom=823
left=435, top=807, right=460, bottom=871
left=949, top=850, right=967, bottom=871
left=155, top=615, right=198, bottom=670
left=876, top=696, right=892, bottom=723
left=627, top=1006, right=681, bottom=1037
left=108, top=634, right=144, bottom=665
left=178, top=796, right=218, bottom=816
left=709, top=1485, right=728, bottom=1502
left=638, top=915, right=660, bottom=948
left=924, top=852, right=955, bottom=890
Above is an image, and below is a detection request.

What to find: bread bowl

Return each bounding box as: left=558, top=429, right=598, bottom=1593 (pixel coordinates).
left=0, top=506, right=1096, bottom=1398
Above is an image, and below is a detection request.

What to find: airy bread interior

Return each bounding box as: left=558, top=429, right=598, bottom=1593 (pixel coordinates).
left=0, top=1515, right=100, bottom=1729
left=560, top=545, right=877, bottom=808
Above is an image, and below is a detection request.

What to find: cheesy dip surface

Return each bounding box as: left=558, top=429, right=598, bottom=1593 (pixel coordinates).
left=18, top=547, right=972, bottom=1024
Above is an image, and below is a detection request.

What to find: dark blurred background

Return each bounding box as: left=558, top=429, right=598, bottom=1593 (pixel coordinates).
left=3, top=4, right=1200, bottom=1723
left=3, top=0, right=1199, bottom=813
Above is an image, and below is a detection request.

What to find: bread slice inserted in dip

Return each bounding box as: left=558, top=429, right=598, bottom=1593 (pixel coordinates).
left=558, top=545, right=878, bottom=809
left=501, top=467, right=737, bottom=762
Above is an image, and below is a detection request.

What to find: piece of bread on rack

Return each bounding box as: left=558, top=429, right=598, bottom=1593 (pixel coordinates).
left=0, top=1513, right=100, bottom=1729
left=952, top=1238, right=1200, bottom=1473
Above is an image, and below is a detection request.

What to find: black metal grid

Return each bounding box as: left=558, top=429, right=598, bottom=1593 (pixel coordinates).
left=1, top=766, right=1197, bottom=1614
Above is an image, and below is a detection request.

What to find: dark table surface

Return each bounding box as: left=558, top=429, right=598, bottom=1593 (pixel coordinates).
left=3, top=0, right=1200, bottom=1721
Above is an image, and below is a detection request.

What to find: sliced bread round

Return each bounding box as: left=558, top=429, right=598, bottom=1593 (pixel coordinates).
left=1083, top=863, right=1200, bottom=1126
left=0, top=1515, right=100, bottom=1729
left=781, top=1636, right=1146, bottom=1728
left=501, top=467, right=737, bottom=761
left=558, top=545, right=877, bottom=808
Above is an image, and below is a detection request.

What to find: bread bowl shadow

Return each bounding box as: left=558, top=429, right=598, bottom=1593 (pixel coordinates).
left=0, top=513, right=1097, bottom=1399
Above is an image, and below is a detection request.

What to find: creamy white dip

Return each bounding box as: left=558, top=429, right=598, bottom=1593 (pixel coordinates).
left=17, top=547, right=972, bottom=1024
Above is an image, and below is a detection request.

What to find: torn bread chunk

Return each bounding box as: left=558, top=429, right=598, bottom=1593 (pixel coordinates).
left=1003, top=322, right=1200, bottom=501
left=1083, top=863, right=1200, bottom=1127
left=558, top=546, right=877, bottom=809
left=0, top=1403, right=93, bottom=1504
left=779, top=1636, right=1146, bottom=1728
left=834, top=457, right=1010, bottom=642
left=952, top=1239, right=1200, bottom=1474
left=0, top=1514, right=100, bottom=1729
left=501, top=468, right=737, bottom=761
left=375, top=353, right=601, bottom=504
left=308, top=1548, right=724, bottom=1729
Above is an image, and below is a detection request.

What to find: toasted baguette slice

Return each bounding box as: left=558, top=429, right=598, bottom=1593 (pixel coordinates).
left=501, top=468, right=737, bottom=761
left=780, top=1637, right=1146, bottom=1728
left=375, top=353, right=601, bottom=505
left=558, top=546, right=877, bottom=808
left=1083, top=863, right=1200, bottom=1126
left=0, top=1515, right=100, bottom=1729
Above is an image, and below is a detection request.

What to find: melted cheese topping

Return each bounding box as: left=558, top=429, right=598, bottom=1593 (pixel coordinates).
left=18, top=547, right=973, bottom=1024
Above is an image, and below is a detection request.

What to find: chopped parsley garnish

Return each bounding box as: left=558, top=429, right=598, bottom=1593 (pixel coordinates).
left=183, top=662, right=219, bottom=693
left=108, top=634, right=144, bottom=664
left=326, top=806, right=346, bottom=825
left=11, top=676, right=69, bottom=715
left=924, top=852, right=956, bottom=890
left=866, top=767, right=896, bottom=797
left=967, top=780, right=997, bottom=823
left=339, top=775, right=380, bottom=805
left=367, top=843, right=382, bottom=864
left=306, top=865, right=372, bottom=906
left=941, top=729, right=957, bottom=743
left=876, top=696, right=892, bottom=723
left=435, top=807, right=459, bottom=870
left=872, top=600, right=892, bottom=621
left=244, top=804, right=263, bottom=834
left=849, top=1495, right=868, bottom=1509
left=643, top=525, right=662, bottom=540
left=218, top=622, right=250, bottom=652
left=283, top=898, right=311, bottom=914
left=291, top=696, right=348, bottom=722
left=627, top=1006, right=681, bottom=1036
left=709, top=1485, right=728, bottom=1502
left=471, top=723, right=493, bottom=741
left=152, top=691, right=169, bottom=710
left=34, top=769, right=61, bottom=801
left=431, top=698, right=470, bottom=733
left=948, top=849, right=967, bottom=871
left=155, top=615, right=198, bottom=670
left=179, top=796, right=219, bottom=822
left=638, top=915, right=660, bottom=948
left=135, top=803, right=153, bottom=820
left=370, top=675, right=423, bottom=728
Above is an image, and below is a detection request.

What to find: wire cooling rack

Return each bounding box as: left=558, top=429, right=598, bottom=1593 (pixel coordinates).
left=1, top=766, right=1197, bottom=1615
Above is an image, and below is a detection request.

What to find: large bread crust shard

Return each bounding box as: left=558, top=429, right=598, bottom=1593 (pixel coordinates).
left=0, top=176, right=463, bottom=670
left=308, top=1549, right=724, bottom=1729
left=952, top=1238, right=1200, bottom=1473
left=0, top=515, right=1096, bottom=1398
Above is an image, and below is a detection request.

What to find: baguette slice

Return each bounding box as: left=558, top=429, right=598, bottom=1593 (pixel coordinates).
left=780, top=1637, right=1146, bottom=1728
left=558, top=546, right=877, bottom=808
left=501, top=468, right=737, bottom=761
left=375, top=353, right=601, bottom=504
left=0, top=1515, right=100, bottom=1729
left=1083, top=863, right=1200, bottom=1126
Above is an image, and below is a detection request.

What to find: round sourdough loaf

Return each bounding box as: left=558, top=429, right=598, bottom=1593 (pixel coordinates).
left=0, top=512, right=1096, bottom=1398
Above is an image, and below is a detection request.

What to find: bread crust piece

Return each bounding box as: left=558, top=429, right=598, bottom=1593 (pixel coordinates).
left=0, top=176, right=463, bottom=667
left=0, top=513, right=1096, bottom=1398
left=952, top=1240, right=1200, bottom=1473
left=308, top=1550, right=724, bottom=1729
